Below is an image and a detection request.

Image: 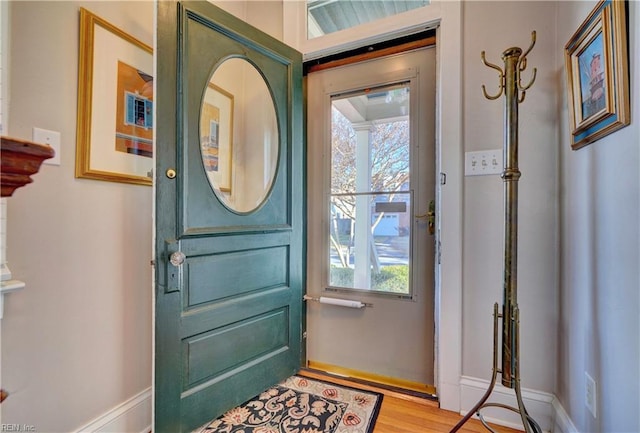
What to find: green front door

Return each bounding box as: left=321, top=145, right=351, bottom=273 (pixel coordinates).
left=154, top=2, right=304, bottom=432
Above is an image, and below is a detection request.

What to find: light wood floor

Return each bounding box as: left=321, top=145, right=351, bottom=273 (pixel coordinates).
left=299, top=369, right=522, bottom=433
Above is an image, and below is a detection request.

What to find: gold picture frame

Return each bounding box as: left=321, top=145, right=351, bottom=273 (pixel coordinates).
left=200, top=83, right=234, bottom=192
left=75, top=8, right=153, bottom=185
left=564, top=0, right=629, bottom=150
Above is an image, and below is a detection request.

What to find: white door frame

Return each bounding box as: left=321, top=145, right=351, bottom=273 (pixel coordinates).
left=433, top=2, right=463, bottom=412
left=283, top=1, right=464, bottom=412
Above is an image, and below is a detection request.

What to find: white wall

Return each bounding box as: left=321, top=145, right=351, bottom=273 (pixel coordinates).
left=3, top=2, right=152, bottom=431
left=557, top=2, right=640, bottom=432
left=462, top=1, right=558, bottom=394
left=214, top=1, right=283, bottom=41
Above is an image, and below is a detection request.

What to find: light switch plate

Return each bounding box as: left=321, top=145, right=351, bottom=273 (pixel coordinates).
left=33, top=127, right=61, bottom=166
left=465, top=149, right=502, bottom=176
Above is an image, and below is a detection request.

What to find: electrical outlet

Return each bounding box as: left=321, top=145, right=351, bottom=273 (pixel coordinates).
left=465, top=149, right=502, bottom=176
left=33, top=127, right=61, bottom=166
left=585, top=372, right=597, bottom=418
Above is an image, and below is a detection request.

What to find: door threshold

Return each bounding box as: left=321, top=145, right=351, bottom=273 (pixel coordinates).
left=299, top=366, right=438, bottom=406
left=306, top=360, right=437, bottom=397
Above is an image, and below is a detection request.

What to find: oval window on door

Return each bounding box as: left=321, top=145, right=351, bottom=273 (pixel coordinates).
left=199, top=57, right=279, bottom=213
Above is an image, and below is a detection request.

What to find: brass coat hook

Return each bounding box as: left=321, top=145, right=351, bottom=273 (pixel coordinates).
left=480, top=31, right=537, bottom=103
left=517, top=31, right=537, bottom=102
left=481, top=51, right=505, bottom=100
left=519, top=31, right=537, bottom=62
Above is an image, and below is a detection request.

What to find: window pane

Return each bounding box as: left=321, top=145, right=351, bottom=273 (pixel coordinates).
left=328, top=83, right=411, bottom=295
left=307, top=0, right=430, bottom=39
left=330, top=192, right=411, bottom=294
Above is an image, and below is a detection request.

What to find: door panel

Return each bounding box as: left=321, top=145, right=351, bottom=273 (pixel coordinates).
left=183, top=308, right=290, bottom=387
left=182, top=9, right=290, bottom=231
left=185, top=246, right=288, bottom=306
left=155, top=2, right=303, bottom=432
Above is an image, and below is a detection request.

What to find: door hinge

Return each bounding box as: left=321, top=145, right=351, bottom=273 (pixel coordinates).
left=440, top=172, right=447, bottom=185
left=303, top=331, right=308, bottom=339
left=437, top=239, right=442, bottom=265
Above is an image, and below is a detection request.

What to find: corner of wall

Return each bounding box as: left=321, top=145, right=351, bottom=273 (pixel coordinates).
left=459, top=376, right=555, bottom=432
left=459, top=376, right=583, bottom=433
left=552, top=397, right=579, bottom=433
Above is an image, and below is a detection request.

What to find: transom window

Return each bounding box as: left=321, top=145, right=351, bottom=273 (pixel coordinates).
left=307, top=0, right=430, bottom=39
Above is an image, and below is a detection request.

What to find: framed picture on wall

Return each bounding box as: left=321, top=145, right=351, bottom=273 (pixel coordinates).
left=75, top=8, right=153, bottom=185
left=564, top=0, right=629, bottom=150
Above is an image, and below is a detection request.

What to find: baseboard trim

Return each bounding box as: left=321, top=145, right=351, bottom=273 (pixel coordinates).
left=74, top=387, right=151, bottom=433
left=552, top=397, right=579, bottom=433
left=459, top=376, right=554, bottom=433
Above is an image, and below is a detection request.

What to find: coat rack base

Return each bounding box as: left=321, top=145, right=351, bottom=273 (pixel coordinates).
left=449, top=304, right=542, bottom=433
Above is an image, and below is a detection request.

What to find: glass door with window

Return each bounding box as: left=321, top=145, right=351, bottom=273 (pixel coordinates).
left=306, top=47, right=436, bottom=392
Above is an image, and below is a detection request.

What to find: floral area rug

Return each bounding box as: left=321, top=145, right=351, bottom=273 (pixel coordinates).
left=194, top=375, right=383, bottom=433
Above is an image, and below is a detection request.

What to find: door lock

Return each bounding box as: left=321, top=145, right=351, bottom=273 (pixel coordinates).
left=427, top=200, right=435, bottom=235
left=416, top=200, right=436, bottom=235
